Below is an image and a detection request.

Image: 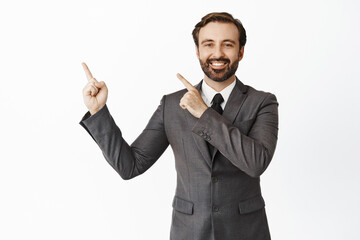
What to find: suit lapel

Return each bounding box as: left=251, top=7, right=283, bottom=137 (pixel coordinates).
left=211, top=78, right=248, bottom=159
left=222, top=78, right=248, bottom=124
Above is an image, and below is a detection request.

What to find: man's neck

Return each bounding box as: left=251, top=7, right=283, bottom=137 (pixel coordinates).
left=203, top=75, right=236, bottom=92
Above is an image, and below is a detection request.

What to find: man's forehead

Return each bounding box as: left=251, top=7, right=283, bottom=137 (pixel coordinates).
left=198, top=21, right=239, bottom=42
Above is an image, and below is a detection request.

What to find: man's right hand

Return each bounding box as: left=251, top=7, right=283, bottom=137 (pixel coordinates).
left=82, top=62, right=108, bottom=115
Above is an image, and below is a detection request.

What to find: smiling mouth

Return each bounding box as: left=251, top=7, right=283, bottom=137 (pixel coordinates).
left=209, top=61, right=228, bottom=70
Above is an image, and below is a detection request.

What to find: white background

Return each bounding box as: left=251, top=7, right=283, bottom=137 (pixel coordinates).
left=1, top=0, right=360, bottom=239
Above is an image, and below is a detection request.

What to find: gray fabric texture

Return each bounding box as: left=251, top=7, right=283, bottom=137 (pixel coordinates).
left=80, top=78, right=279, bottom=240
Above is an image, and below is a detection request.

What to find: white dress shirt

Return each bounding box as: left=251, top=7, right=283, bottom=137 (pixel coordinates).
left=200, top=79, right=236, bottom=109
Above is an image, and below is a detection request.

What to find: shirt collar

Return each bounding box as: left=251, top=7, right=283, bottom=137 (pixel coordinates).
left=201, top=79, right=236, bottom=109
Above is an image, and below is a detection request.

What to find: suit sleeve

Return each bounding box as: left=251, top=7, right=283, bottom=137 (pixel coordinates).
left=192, top=93, right=279, bottom=178
left=79, top=96, right=169, bottom=180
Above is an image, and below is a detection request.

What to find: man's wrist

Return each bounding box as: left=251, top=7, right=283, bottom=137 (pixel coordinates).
left=89, top=105, right=104, bottom=115
left=197, top=106, right=209, bottom=118
left=89, top=109, right=98, bottom=115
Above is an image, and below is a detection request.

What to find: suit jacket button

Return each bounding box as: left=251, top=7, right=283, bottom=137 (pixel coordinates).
left=212, top=177, right=218, bottom=183
left=206, top=136, right=211, bottom=141
left=212, top=206, right=219, bottom=212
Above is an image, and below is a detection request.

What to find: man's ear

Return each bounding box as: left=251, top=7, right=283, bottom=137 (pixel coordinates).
left=195, top=45, right=200, bottom=59
left=238, top=46, right=245, bottom=61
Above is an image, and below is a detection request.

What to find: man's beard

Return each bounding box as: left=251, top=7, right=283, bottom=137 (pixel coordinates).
left=199, top=57, right=239, bottom=82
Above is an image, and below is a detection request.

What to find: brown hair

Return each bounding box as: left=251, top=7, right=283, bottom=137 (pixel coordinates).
left=192, top=12, right=247, bottom=49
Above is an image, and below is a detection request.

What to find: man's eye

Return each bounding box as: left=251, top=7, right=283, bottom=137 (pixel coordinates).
left=204, top=43, right=212, bottom=47
left=225, top=44, right=233, bottom=47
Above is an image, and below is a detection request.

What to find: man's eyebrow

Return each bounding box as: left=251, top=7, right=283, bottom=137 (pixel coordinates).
left=223, top=39, right=236, bottom=44
left=200, top=39, right=214, bottom=44
left=200, top=39, right=237, bottom=44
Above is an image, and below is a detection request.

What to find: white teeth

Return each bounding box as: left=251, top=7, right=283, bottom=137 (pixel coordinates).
left=212, top=62, right=225, bottom=66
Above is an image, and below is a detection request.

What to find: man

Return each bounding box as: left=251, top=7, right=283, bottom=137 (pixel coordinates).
left=80, top=12, right=278, bottom=240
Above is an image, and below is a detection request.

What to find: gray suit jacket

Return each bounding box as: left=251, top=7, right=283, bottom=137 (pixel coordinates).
left=80, top=78, right=279, bottom=240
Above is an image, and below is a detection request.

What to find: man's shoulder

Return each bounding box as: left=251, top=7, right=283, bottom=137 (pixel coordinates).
left=164, top=79, right=202, bottom=100
left=246, top=84, right=275, bottom=96
left=162, top=88, right=188, bottom=104
left=244, top=84, right=278, bottom=105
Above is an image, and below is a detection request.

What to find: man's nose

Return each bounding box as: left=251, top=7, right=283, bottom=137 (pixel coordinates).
left=212, top=46, right=225, bottom=59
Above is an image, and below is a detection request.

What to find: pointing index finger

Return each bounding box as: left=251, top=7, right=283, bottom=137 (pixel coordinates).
left=177, top=73, right=196, bottom=91
left=82, top=62, right=93, bottom=81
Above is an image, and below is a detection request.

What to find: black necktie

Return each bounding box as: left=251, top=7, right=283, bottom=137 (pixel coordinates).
left=208, top=93, right=224, bottom=156
left=211, top=93, right=224, bottom=115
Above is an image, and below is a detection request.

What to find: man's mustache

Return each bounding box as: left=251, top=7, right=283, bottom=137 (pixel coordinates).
left=206, top=58, right=230, bottom=64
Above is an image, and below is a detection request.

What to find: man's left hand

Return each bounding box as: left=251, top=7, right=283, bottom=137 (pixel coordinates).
left=177, top=73, right=208, bottom=118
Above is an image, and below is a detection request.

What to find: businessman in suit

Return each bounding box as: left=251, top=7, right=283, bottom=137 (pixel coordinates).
left=80, top=12, right=278, bottom=240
